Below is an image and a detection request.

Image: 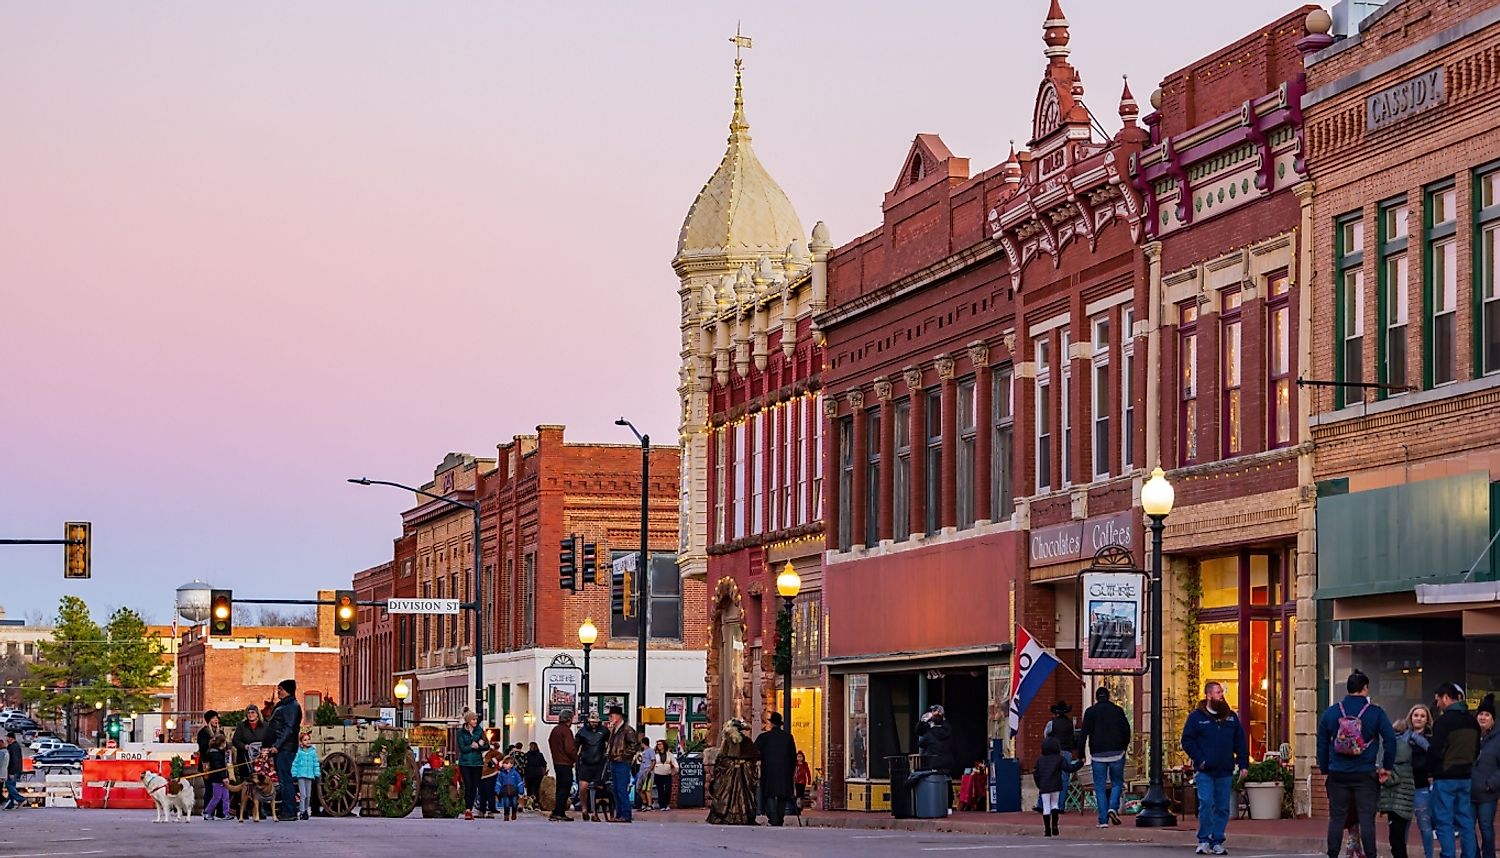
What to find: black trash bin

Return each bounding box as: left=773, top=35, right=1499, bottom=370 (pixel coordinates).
left=909, top=770, right=952, bottom=819
left=886, top=755, right=913, bottom=819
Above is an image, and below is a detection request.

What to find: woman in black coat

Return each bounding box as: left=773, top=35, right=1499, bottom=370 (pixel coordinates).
left=230, top=704, right=271, bottom=810
left=523, top=742, right=548, bottom=810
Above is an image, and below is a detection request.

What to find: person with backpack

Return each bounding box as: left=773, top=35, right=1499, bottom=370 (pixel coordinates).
left=1318, top=670, right=1398, bottom=858
left=1181, top=681, right=1249, bottom=855
left=1430, top=682, right=1479, bottom=858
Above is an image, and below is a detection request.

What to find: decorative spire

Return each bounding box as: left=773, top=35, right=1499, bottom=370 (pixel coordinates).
left=1043, top=0, right=1070, bottom=61
left=1003, top=140, right=1023, bottom=184
left=1119, top=75, right=1139, bottom=125
left=729, top=24, right=753, bottom=138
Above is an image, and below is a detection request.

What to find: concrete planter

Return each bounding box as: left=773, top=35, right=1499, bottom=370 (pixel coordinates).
left=1245, top=782, right=1284, bottom=820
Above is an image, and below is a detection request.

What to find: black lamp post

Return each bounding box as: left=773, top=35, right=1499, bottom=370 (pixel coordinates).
left=775, top=562, right=801, bottom=722
left=1135, top=466, right=1178, bottom=828
left=350, top=477, right=487, bottom=726
left=578, top=618, right=598, bottom=719
left=614, top=418, right=650, bottom=726
left=393, top=680, right=409, bottom=729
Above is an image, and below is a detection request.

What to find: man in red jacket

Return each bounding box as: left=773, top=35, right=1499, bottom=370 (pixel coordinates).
left=548, top=709, right=579, bottom=822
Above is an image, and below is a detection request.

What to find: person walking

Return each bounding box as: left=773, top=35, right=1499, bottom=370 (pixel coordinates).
left=706, top=718, right=759, bottom=826
left=201, top=734, right=231, bottom=820
left=456, top=711, right=488, bottom=821
left=1473, top=694, right=1498, bottom=858
left=0, top=737, right=12, bottom=811
left=265, top=679, right=303, bottom=822
left=754, top=712, right=797, bottom=827
left=793, top=750, right=812, bottom=812
left=651, top=739, right=677, bottom=811
left=1431, top=682, right=1480, bottom=858
left=521, top=742, right=545, bottom=813
left=290, top=731, right=321, bottom=821
left=1182, top=680, right=1250, bottom=855
left=1033, top=736, right=1083, bottom=837
left=547, top=709, right=578, bottom=822
left=1080, top=686, right=1131, bottom=828
left=5, top=732, right=24, bottom=810
left=634, top=735, right=655, bottom=812
left=575, top=711, right=608, bottom=819
left=1318, top=670, right=1398, bottom=858
left=605, top=706, right=638, bottom=822
left=494, top=755, right=525, bottom=821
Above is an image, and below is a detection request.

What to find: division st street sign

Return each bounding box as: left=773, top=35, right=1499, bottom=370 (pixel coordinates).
left=386, top=598, right=461, bottom=615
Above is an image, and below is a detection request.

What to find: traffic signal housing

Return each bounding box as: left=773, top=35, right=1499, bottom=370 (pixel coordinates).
left=334, top=590, right=357, bottom=637
left=611, top=557, right=634, bottom=618
left=559, top=537, right=577, bottom=592
left=209, top=589, right=233, bottom=636
left=106, top=714, right=122, bottom=740
left=581, top=543, right=597, bottom=585
left=64, top=521, right=91, bottom=579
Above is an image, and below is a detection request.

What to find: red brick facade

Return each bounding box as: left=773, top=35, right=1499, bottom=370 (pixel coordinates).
left=340, top=561, right=394, bottom=710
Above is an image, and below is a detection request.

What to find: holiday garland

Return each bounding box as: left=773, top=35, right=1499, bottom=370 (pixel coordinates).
left=369, top=735, right=416, bottom=818
left=432, top=761, right=466, bottom=818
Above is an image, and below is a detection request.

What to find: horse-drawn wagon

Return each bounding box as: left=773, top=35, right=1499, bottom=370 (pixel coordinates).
left=307, top=724, right=418, bottom=817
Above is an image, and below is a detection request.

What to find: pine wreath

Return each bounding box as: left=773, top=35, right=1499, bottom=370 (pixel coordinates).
left=373, top=765, right=416, bottom=818
left=432, top=762, right=466, bottom=818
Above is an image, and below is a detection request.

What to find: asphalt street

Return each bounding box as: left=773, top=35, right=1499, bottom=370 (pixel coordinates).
left=0, top=809, right=1328, bottom=858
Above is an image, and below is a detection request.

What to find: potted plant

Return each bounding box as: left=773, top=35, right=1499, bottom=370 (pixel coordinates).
left=1243, top=759, right=1290, bottom=820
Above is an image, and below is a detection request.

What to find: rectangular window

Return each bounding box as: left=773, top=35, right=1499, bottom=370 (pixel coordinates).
left=991, top=367, right=1014, bottom=519
left=813, top=396, right=824, bottom=520
left=1121, top=308, right=1136, bottom=470
left=1060, top=331, right=1073, bottom=486
left=957, top=378, right=977, bottom=529
left=893, top=398, right=912, bottom=541
left=1482, top=168, right=1500, bottom=374
left=1179, top=303, right=1199, bottom=464
left=1035, top=338, right=1052, bottom=493
left=768, top=406, right=780, bottom=533
left=1335, top=213, right=1365, bottom=406
left=1426, top=184, right=1457, bottom=387
left=523, top=552, right=535, bottom=647
left=751, top=410, right=765, bottom=534
left=782, top=401, right=795, bottom=529
left=1267, top=274, right=1293, bottom=448
left=837, top=416, right=853, bottom=551
left=714, top=428, right=727, bottom=544
left=1379, top=200, right=1410, bottom=394
left=732, top=422, right=746, bottom=539
left=1091, top=315, right=1111, bottom=479
left=925, top=389, right=942, bottom=534
left=865, top=407, right=881, bottom=547
left=1222, top=289, right=1243, bottom=457
left=796, top=398, right=809, bottom=525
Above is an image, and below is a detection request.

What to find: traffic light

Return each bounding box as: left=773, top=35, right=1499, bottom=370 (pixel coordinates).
left=611, top=558, right=634, bottom=618
left=209, top=589, right=233, bottom=636
left=581, top=543, right=597, bottom=585
left=334, top=590, right=357, bottom=637
left=64, top=521, right=91, bottom=579
left=559, top=537, right=577, bottom=592
left=106, top=714, right=122, bottom=740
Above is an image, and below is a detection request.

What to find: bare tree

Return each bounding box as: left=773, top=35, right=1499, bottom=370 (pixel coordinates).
left=24, top=608, right=51, bottom=628
left=255, top=608, right=315, bottom=627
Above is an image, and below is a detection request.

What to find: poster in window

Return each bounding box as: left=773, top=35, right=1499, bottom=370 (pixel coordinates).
left=1080, top=571, right=1146, bottom=672
left=666, top=696, right=686, bottom=722
left=1210, top=633, right=1238, bottom=672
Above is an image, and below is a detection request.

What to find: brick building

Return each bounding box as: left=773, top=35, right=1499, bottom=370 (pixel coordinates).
left=1130, top=6, right=1319, bottom=809
left=475, top=425, right=703, bottom=753
left=176, top=591, right=342, bottom=739
left=340, top=561, right=394, bottom=712
left=1302, top=0, right=1500, bottom=748
left=674, top=47, right=828, bottom=766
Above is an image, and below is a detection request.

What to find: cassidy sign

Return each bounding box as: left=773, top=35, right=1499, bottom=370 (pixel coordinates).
left=1029, top=510, right=1136, bottom=566
left=1366, top=66, right=1445, bottom=133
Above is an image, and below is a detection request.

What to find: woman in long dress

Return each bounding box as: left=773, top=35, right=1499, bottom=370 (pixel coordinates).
left=706, top=719, right=759, bottom=825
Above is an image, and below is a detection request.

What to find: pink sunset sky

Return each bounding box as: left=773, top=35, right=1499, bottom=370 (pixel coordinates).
left=1, top=0, right=1301, bottom=621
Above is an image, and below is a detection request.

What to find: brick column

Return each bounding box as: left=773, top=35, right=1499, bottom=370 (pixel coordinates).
left=904, top=365, right=926, bottom=537
left=875, top=377, right=895, bottom=542
left=822, top=396, right=841, bottom=552
left=938, top=354, right=958, bottom=530
left=970, top=341, right=993, bottom=524
left=849, top=389, right=868, bottom=547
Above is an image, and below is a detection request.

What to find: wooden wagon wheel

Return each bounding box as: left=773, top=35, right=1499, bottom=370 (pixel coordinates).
left=319, top=751, right=360, bottom=817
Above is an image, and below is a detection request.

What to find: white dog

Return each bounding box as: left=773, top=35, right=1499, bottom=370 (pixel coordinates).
left=140, top=770, right=193, bottom=823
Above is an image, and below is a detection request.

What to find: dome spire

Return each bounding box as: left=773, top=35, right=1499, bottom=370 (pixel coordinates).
left=729, top=24, right=753, bottom=138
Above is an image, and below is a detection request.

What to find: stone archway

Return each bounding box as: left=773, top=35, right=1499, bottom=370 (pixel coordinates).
left=707, top=577, right=747, bottom=730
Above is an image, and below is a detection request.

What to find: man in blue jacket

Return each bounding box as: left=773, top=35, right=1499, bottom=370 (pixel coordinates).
left=1181, top=681, right=1249, bottom=855
left=1316, top=670, right=1396, bottom=858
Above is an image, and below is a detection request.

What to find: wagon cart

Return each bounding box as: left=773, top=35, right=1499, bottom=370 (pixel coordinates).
left=309, top=724, right=417, bottom=818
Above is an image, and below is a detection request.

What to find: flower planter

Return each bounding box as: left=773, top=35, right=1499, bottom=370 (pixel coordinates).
left=1244, top=782, right=1284, bottom=820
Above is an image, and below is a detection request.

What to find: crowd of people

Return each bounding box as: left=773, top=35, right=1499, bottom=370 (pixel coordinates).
left=193, top=678, right=311, bottom=822
left=544, top=705, right=683, bottom=823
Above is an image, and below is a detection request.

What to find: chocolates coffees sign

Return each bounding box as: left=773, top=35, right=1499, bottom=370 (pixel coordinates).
left=1029, top=510, right=1136, bottom=566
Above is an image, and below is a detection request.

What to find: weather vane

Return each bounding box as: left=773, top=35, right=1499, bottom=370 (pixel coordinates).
left=730, top=22, right=752, bottom=68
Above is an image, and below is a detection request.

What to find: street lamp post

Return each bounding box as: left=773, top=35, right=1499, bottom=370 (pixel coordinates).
left=578, top=619, right=598, bottom=719
left=775, top=562, right=801, bottom=722
left=1135, top=466, right=1178, bottom=828
left=614, top=418, right=650, bottom=727
left=350, top=477, right=487, bottom=726
left=393, top=680, right=410, bottom=729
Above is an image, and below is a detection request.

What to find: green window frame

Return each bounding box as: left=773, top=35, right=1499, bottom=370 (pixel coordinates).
left=1474, top=160, right=1500, bottom=376
left=1376, top=197, right=1410, bottom=399
left=1424, top=180, right=1458, bottom=388
left=1333, top=212, right=1365, bottom=409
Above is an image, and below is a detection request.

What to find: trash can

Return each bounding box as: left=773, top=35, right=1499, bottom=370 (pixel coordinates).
left=886, top=755, right=913, bottom=819
left=909, top=770, right=952, bottom=819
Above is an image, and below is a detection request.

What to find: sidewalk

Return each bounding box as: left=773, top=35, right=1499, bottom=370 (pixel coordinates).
left=641, top=807, right=1364, bottom=855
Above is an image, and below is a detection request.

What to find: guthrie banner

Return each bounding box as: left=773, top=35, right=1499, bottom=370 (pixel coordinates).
left=1080, top=571, right=1146, bottom=673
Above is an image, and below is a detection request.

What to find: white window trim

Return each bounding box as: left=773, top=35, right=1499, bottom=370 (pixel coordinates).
left=1060, top=331, right=1073, bottom=489
left=1035, top=340, right=1052, bottom=493
left=1091, top=316, right=1110, bottom=482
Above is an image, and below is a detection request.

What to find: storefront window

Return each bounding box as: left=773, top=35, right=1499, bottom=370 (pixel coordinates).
left=848, top=675, right=869, bottom=780
left=1200, top=556, right=1238, bottom=609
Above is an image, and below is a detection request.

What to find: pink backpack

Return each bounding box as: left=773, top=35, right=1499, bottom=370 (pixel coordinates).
left=1332, top=701, right=1371, bottom=757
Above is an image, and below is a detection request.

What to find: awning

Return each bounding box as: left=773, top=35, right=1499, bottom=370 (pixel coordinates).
left=1415, top=582, right=1500, bottom=604
left=824, top=643, right=1011, bottom=672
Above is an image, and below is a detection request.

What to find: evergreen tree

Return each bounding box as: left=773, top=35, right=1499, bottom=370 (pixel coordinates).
left=102, top=606, right=169, bottom=716
left=22, top=596, right=104, bottom=742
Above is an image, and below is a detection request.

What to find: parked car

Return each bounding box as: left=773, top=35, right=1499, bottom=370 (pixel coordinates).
left=30, top=738, right=63, bottom=754
left=4, top=717, right=40, bottom=733
left=34, top=745, right=85, bottom=765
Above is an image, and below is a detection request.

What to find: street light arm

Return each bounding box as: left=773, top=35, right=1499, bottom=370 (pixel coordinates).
left=614, top=418, right=644, bottom=444
left=348, top=477, right=479, bottom=511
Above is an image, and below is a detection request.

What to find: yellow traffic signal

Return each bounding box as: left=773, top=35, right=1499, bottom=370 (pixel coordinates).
left=64, top=521, right=91, bottom=579
left=334, top=590, right=357, bottom=637
left=210, top=589, right=233, bottom=636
